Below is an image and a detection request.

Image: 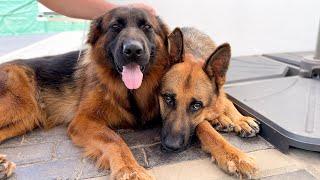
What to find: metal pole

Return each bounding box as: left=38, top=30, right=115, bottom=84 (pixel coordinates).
left=315, top=20, right=320, bottom=60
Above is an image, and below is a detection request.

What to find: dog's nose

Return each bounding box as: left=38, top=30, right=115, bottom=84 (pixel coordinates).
left=162, top=135, right=184, bottom=152
left=123, top=40, right=144, bottom=58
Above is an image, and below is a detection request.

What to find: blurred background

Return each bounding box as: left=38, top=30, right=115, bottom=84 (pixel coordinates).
left=0, top=0, right=320, bottom=56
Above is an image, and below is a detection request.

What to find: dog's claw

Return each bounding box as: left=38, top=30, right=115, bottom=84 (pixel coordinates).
left=214, top=123, right=234, bottom=132
left=234, top=117, right=260, bottom=138
left=112, top=165, right=154, bottom=180
left=214, top=115, right=235, bottom=133
left=213, top=152, right=258, bottom=180
left=0, top=154, right=16, bottom=179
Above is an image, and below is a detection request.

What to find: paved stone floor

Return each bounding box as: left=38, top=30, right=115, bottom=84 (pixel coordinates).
left=1, top=125, right=319, bottom=180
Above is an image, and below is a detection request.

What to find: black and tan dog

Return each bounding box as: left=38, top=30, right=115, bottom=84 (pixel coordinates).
left=0, top=7, right=175, bottom=179
left=159, top=27, right=260, bottom=178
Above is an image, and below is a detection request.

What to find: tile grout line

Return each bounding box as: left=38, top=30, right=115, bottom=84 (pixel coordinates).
left=130, top=142, right=161, bottom=149
left=141, top=148, right=150, bottom=168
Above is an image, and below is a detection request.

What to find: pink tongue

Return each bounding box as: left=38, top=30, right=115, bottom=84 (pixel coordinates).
left=121, top=63, right=143, bottom=89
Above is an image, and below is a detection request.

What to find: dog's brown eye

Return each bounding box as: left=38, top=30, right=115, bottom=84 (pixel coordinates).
left=142, top=24, right=152, bottom=31
left=190, top=102, right=203, bottom=112
left=163, top=95, right=175, bottom=107
left=111, top=24, right=122, bottom=31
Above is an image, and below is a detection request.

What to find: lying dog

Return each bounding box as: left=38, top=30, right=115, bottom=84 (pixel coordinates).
left=159, top=27, right=260, bottom=178
left=0, top=7, right=178, bottom=179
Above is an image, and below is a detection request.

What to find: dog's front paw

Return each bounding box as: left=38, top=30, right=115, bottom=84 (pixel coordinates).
left=234, top=116, right=260, bottom=138
left=112, top=165, right=154, bottom=180
left=0, top=154, right=16, bottom=179
left=213, top=115, right=235, bottom=133
left=213, top=149, right=258, bottom=179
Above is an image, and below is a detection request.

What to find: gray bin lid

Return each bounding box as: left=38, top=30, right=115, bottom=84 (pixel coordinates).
left=225, top=76, right=320, bottom=152
left=227, top=56, right=289, bottom=84
left=264, top=51, right=314, bottom=67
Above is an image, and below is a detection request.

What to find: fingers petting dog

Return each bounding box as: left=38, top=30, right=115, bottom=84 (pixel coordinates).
left=197, top=121, right=258, bottom=179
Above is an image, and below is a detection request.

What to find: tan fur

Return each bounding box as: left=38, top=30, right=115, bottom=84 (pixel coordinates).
left=159, top=27, right=260, bottom=178
left=0, top=64, right=43, bottom=141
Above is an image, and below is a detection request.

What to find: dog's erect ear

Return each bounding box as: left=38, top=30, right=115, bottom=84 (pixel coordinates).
left=87, top=16, right=103, bottom=45
left=203, top=43, right=231, bottom=90
left=167, top=28, right=184, bottom=65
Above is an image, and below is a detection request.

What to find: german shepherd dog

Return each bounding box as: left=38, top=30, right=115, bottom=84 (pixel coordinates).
left=159, top=27, right=260, bottom=178
left=0, top=7, right=186, bottom=180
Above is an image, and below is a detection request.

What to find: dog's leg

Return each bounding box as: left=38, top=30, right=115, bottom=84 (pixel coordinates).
left=0, top=65, right=41, bottom=142
left=0, top=121, right=37, bottom=143
left=223, top=98, right=260, bottom=137
left=68, top=116, right=154, bottom=180
left=0, top=65, right=42, bottom=178
left=197, top=120, right=258, bottom=179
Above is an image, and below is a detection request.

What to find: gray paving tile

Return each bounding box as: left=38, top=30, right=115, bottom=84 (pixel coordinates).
left=78, top=158, right=109, bottom=179
left=119, top=127, right=161, bottom=147
left=221, top=133, right=273, bottom=152
left=55, top=140, right=82, bottom=159
left=0, top=126, right=69, bottom=148
left=262, top=170, right=317, bottom=180
left=10, top=158, right=83, bottom=180
left=0, top=143, right=54, bottom=165
left=145, top=142, right=209, bottom=167
left=144, top=133, right=273, bottom=168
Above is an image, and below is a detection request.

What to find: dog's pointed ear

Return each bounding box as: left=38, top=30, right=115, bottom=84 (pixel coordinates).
left=203, top=43, right=231, bottom=90
left=167, top=28, right=184, bottom=65
left=87, top=16, right=103, bottom=45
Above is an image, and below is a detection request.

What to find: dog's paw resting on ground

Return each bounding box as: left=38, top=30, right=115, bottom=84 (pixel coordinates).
left=111, top=165, right=154, bottom=180
left=213, top=114, right=235, bottom=132
left=213, top=115, right=260, bottom=137
left=233, top=116, right=260, bottom=138
left=197, top=121, right=258, bottom=179
left=0, top=154, right=16, bottom=179
left=212, top=149, right=258, bottom=179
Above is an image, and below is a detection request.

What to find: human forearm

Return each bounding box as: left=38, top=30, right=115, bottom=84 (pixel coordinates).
left=38, top=0, right=116, bottom=20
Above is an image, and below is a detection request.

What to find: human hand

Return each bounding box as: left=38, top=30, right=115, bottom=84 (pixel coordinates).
left=128, top=3, right=156, bottom=15
left=116, top=3, right=156, bottom=15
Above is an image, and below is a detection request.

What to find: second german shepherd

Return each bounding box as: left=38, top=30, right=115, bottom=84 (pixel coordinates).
left=159, top=27, right=260, bottom=178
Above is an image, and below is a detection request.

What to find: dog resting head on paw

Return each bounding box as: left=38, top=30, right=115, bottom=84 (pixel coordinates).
left=159, top=27, right=231, bottom=152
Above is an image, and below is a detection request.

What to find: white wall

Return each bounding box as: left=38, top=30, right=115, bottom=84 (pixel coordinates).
left=114, top=0, right=320, bottom=56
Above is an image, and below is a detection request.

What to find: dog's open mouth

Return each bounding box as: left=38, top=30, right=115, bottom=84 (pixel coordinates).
left=119, top=63, right=145, bottom=90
